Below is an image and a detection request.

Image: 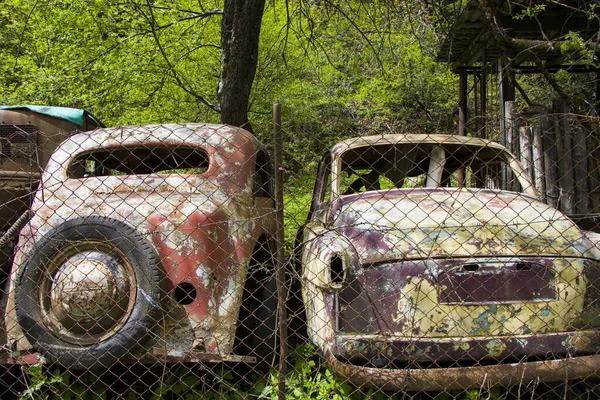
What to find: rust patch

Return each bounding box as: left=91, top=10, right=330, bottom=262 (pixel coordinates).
left=300, top=133, right=600, bottom=389
left=5, top=123, right=275, bottom=364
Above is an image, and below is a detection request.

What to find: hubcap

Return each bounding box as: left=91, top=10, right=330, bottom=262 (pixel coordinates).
left=44, top=249, right=135, bottom=344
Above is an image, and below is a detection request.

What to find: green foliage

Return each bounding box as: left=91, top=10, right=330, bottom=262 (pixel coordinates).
left=17, top=346, right=358, bottom=399
left=19, top=364, right=108, bottom=400
left=561, top=32, right=596, bottom=66
left=460, top=387, right=503, bottom=400
left=0, top=0, right=222, bottom=125
left=0, top=0, right=457, bottom=135
left=516, top=67, right=597, bottom=112
left=19, top=364, right=63, bottom=400
left=513, top=4, right=546, bottom=20
left=150, top=367, right=239, bottom=399
left=257, top=344, right=354, bottom=400
left=257, top=1, right=457, bottom=136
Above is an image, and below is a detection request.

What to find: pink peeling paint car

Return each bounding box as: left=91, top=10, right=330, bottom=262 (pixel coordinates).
left=297, top=134, right=600, bottom=391
left=2, top=123, right=277, bottom=369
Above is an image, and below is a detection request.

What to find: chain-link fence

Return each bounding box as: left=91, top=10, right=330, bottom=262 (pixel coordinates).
left=0, top=105, right=599, bottom=399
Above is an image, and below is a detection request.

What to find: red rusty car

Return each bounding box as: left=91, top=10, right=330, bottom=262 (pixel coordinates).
left=3, top=123, right=277, bottom=369
left=297, top=134, right=600, bottom=391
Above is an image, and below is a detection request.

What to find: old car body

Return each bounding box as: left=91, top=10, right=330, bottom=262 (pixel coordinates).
left=298, top=134, right=600, bottom=391
left=0, top=106, right=104, bottom=267
left=3, top=123, right=276, bottom=369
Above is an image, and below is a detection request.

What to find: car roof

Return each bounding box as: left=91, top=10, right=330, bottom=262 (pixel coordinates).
left=59, top=123, right=260, bottom=154
left=330, top=134, right=508, bottom=158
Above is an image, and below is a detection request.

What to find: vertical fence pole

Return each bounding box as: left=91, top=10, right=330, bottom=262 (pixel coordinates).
left=458, top=69, right=468, bottom=186
left=273, top=103, right=288, bottom=399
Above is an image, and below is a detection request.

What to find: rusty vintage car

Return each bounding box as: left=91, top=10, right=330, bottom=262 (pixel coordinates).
left=3, top=123, right=277, bottom=369
left=297, top=134, right=600, bottom=391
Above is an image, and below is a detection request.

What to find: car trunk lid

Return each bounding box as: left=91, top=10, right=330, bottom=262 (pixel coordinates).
left=332, top=188, right=593, bottom=263
left=330, top=189, right=599, bottom=345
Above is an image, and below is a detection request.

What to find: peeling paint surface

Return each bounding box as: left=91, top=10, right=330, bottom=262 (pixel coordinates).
left=5, top=123, right=275, bottom=362
left=300, top=134, right=600, bottom=390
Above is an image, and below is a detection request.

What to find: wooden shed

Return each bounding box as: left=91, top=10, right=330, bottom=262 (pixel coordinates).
left=437, top=0, right=600, bottom=216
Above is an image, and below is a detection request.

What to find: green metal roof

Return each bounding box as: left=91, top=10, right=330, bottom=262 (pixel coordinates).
left=0, top=105, right=105, bottom=128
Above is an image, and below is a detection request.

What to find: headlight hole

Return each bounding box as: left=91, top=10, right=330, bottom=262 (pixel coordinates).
left=331, top=256, right=345, bottom=285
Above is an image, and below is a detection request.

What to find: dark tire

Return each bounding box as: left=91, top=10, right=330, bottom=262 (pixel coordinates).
left=15, top=216, right=164, bottom=370
left=236, top=268, right=279, bottom=371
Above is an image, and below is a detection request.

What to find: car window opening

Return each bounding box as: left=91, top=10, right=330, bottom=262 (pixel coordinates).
left=68, top=146, right=210, bottom=178
left=339, top=142, right=522, bottom=194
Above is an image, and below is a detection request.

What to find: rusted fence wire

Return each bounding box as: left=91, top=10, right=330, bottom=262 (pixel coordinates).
left=0, top=106, right=599, bottom=399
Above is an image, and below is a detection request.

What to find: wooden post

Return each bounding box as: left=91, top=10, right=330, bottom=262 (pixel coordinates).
left=588, top=134, right=600, bottom=212
left=541, top=114, right=559, bottom=207
left=505, top=101, right=517, bottom=190
left=590, top=73, right=600, bottom=211
left=499, top=54, right=515, bottom=148
left=459, top=69, right=468, bottom=137
left=596, top=70, right=600, bottom=118
left=531, top=126, right=546, bottom=199
left=474, top=72, right=479, bottom=137
left=458, top=69, right=467, bottom=186
left=519, top=126, right=532, bottom=182
left=480, top=66, right=487, bottom=139
left=572, top=121, right=590, bottom=213
left=555, top=101, right=575, bottom=214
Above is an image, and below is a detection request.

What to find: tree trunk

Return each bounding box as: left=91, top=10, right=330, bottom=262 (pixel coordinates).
left=218, top=0, right=266, bottom=131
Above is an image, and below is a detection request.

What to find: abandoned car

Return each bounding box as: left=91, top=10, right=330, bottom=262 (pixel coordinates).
left=0, top=106, right=104, bottom=269
left=297, top=134, right=600, bottom=391
left=3, top=123, right=277, bottom=369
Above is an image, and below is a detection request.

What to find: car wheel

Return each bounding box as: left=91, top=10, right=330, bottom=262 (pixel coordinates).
left=237, top=267, right=279, bottom=370
left=15, top=216, right=164, bottom=370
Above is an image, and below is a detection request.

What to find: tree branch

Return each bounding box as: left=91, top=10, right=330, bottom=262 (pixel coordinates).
left=323, top=1, right=385, bottom=75
left=142, top=0, right=218, bottom=112
left=14, top=0, right=40, bottom=68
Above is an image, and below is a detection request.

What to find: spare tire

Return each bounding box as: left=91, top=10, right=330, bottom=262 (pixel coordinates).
left=15, top=216, right=164, bottom=370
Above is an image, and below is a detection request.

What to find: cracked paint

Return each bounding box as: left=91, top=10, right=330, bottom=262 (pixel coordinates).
left=300, top=134, right=600, bottom=390
left=4, top=123, right=276, bottom=363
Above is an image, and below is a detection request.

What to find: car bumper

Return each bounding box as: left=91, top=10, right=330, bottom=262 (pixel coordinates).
left=322, top=331, right=600, bottom=391
left=324, top=348, right=600, bottom=391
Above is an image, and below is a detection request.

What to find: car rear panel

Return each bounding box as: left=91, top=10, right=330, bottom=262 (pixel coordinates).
left=329, top=189, right=600, bottom=364
left=335, top=255, right=600, bottom=361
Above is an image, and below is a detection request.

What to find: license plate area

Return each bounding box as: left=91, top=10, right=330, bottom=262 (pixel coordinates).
left=438, top=261, right=556, bottom=304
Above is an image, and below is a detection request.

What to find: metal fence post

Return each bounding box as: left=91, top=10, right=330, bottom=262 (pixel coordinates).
left=273, top=103, right=288, bottom=400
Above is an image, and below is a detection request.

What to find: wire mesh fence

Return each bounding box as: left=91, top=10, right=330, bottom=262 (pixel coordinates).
left=0, top=106, right=599, bottom=399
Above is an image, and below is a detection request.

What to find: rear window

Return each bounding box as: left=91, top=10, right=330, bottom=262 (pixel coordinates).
left=67, top=146, right=210, bottom=178
left=339, top=142, right=523, bottom=194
